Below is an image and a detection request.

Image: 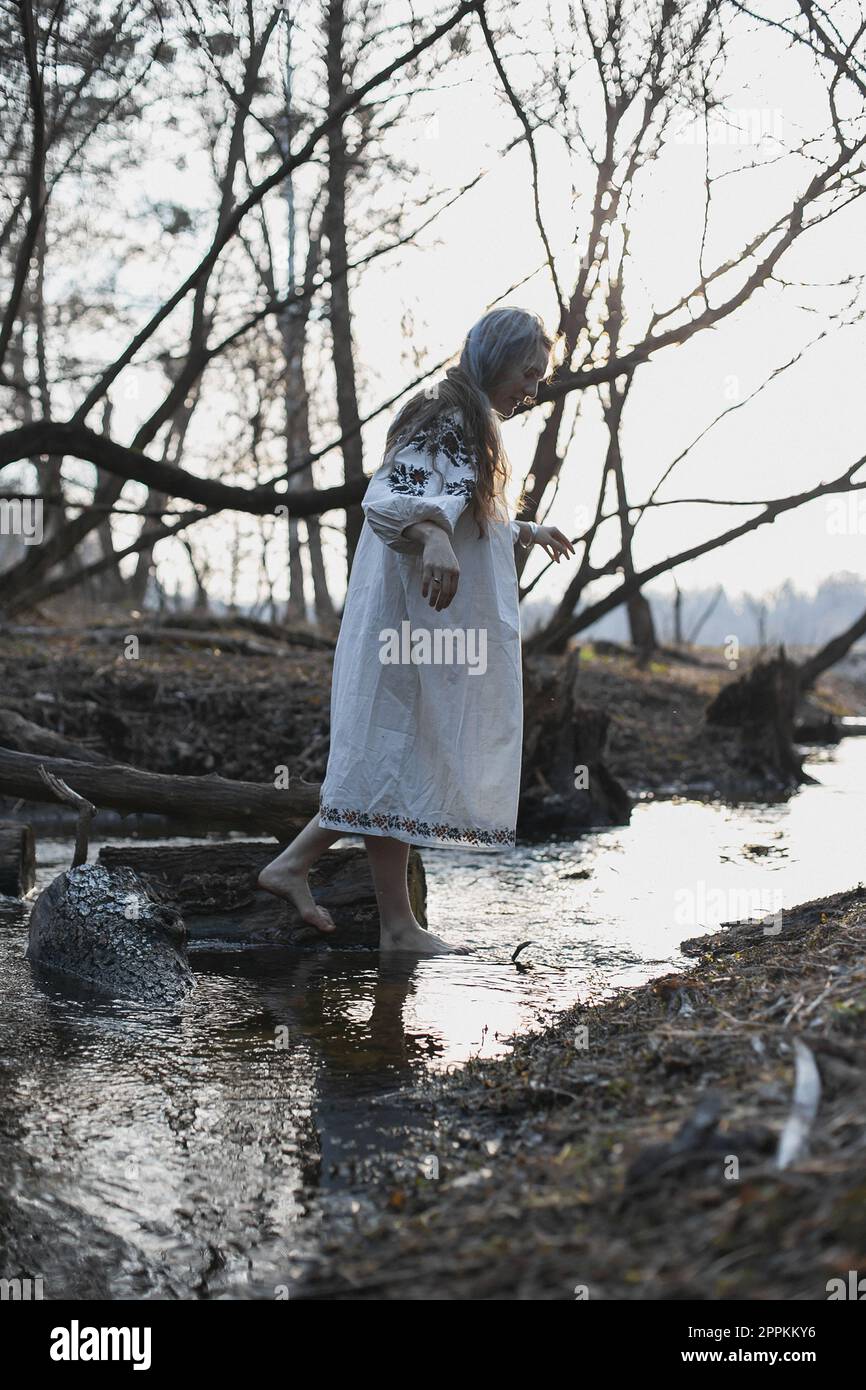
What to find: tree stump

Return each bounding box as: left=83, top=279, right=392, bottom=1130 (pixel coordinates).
left=0, top=818, right=35, bottom=897
left=519, top=649, right=631, bottom=836
left=97, top=840, right=427, bottom=949
left=27, top=862, right=193, bottom=1004
left=706, top=650, right=804, bottom=785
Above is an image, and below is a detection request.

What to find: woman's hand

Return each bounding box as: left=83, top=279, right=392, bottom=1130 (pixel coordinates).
left=401, top=520, right=460, bottom=609
left=420, top=531, right=460, bottom=610
left=531, top=525, right=575, bottom=563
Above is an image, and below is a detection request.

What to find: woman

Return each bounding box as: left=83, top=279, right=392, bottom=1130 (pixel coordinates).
left=259, top=307, right=574, bottom=953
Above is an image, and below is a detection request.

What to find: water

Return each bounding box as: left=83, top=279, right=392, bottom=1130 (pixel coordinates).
left=2, top=739, right=864, bottom=1298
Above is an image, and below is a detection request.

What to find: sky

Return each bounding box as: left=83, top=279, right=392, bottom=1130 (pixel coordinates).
left=19, top=0, right=866, bottom=618
left=333, top=0, right=866, bottom=616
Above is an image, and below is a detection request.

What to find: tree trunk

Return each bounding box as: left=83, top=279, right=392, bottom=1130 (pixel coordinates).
left=706, top=648, right=804, bottom=784
left=280, top=234, right=334, bottom=622
left=799, top=602, right=866, bottom=690
left=325, top=0, right=365, bottom=572
left=130, top=485, right=171, bottom=602
left=627, top=591, right=657, bottom=658
left=672, top=580, right=683, bottom=646
left=519, top=649, right=631, bottom=835
left=93, top=399, right=128, bottom=601
left=606, top=381, right=656, bottom=660
left=515, top=399, right=566, bottom=578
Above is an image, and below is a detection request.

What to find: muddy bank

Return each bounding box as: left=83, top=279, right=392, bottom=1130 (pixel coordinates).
left=301, top=885, right=866, bottom=1300
left=1, top=621, right=863, bottom=819
left=572, top=643, right=865, bottom=799
left=0, top=619, right=332, bottom=786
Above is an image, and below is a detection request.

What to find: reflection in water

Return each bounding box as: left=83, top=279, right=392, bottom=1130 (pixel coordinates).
left=1, top=739, right=865, bottom=1297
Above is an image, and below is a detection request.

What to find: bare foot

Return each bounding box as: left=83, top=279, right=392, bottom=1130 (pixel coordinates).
left=257, top=860, right=336, bottom=934
left=379, top=919, right=470, bottom=956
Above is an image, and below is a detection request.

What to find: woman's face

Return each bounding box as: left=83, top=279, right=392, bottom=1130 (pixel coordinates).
left=488, top=346, right=550, bottom=418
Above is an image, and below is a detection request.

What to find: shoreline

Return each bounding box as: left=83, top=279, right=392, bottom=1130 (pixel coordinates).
left=301, top=882, right=866, bottom=1300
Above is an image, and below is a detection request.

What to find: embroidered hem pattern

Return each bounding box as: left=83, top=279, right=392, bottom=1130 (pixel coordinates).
left=319, top=802, right=515, bottom=848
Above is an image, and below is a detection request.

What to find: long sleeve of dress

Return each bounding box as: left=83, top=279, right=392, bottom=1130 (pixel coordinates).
left=362, top=410, right=477, bottom=554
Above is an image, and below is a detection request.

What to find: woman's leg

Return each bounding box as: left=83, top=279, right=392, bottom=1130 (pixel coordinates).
left=257, top=815, right=344, bottom=933
left=363, top=834, right=465, bottom=955
left=259, top=820, right=466, bottom=952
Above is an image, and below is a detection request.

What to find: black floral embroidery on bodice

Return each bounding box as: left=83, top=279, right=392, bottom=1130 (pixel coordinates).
left=385, top=412, right=477, bottom=496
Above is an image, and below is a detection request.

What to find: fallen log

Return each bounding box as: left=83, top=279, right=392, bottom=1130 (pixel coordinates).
left=1, top=625, right=296, bottom=659
left=0, top=619, right=335, bottom=653
left=794, top=712, right=842, bottom=744
left=0, top=708, right=111, bottom=763
left=0, top=746, right=321, bottom=837
left=97, top=840, right=427, bottom=948
left=0, top=818, right=35, bottom=896
left=148, top=613, right=336, bottom=650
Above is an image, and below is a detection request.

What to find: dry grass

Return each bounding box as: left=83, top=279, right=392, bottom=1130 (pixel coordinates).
left=304, top=885, right=866, bottom=1300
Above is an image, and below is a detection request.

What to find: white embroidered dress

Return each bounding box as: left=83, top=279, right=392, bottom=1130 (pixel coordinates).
left=318, top=408, right=524, bottom=850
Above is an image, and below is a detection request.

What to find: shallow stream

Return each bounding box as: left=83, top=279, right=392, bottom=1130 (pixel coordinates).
left=1, top=739, right=864, bottom=1297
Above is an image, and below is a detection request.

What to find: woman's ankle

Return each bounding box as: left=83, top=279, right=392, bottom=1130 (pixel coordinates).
left=379, top=911, right=421, bottom=936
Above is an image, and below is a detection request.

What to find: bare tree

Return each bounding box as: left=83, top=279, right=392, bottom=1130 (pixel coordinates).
left=3, top=0, right=864, bottom=637
left=0, top=0, right=478, bottom=613
left=473, top=0, right=866, bottom=652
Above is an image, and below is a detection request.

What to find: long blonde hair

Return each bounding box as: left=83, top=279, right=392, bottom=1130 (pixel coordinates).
left=383, top=307, right=554, bottom=535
